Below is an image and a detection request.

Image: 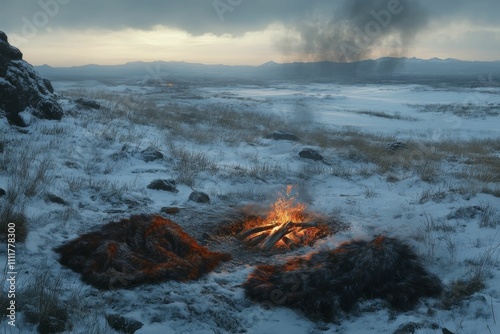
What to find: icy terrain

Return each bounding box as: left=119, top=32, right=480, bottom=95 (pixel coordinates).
left=1, top=80, right=499, bottom=334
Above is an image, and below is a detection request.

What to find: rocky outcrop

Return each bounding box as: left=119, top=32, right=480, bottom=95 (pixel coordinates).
left=0, top=30, right=62, bottom=126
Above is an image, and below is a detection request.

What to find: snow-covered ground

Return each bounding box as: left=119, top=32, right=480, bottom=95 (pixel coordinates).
left=1, top=80, right=499, bottom=334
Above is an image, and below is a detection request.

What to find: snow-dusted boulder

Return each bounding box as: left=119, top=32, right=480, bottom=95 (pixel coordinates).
left=0, top=30, right=62, bottom=126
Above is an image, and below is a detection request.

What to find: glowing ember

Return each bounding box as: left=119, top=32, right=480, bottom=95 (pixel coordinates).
left=238, top=185, right=329, bottom=251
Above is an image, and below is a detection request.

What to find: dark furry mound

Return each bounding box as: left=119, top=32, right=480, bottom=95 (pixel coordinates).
left=243, top=236, right=442, bottom=321
left=55, top=215, right=231, bottom=289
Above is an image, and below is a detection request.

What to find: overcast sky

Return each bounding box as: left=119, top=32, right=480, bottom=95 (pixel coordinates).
left=1, top=0, right=499, bottom=66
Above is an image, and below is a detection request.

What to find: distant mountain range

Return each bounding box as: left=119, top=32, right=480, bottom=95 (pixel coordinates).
left=35, top=57, right=500, bottom=84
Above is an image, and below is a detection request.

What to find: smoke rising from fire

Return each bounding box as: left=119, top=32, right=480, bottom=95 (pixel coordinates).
left=277, top=0, right=429, bottom=62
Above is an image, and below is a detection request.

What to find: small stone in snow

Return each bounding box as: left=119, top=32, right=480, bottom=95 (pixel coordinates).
left=299, top=148, right=323, bottom=161
left=105, top=314, right=143, bottom=334
left=75, top=98, right=101, bottom=109
left=386, top=141, right=407, bottom=151
left=161, top=207, right=180, bottom=214
left=189, top=191, right=210, bottom=203
left=141, top=147, right=164, bottom=162
left=147, top=179, right=178, bottom=192
left=266, top=131, right=301, bottom=142
left=45, top=193, right=68, bottom=205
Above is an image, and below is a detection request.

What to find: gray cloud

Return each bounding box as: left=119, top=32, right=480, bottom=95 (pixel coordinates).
left=1, top=0, right=325, bottom=36
left=1, top=0, right=499, bottom=61
left=278, top=0, right=429, bottom=62
left=2, top=0, right=498, bottom=36
left=420, top=0, right=500, bottom=26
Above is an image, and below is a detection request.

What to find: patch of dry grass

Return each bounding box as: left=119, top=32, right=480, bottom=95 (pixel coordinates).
left=63, top=89, right=289, bottom=146
left=410, top=102, right=500, bottom=118
left=0, top=202, right=28, bottom=242
left=168, top=146, right=219, bottom=187
left=442, top=276, right=486, bottom=309
left=11, top=266, right=116, bottom=334
left=0, top=137, right=55, bottom=242
left=353, top=110, right=418, bottom=121
left=443, top=242, right=500, bottom=308
left=62, top=89, right=500, bottom=185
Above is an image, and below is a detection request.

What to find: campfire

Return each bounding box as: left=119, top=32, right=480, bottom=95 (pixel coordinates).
left=237, top=186, right=329, bottom=251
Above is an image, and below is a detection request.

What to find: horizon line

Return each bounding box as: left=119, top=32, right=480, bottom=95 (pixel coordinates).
left=32, top=56, right=500, bottom=68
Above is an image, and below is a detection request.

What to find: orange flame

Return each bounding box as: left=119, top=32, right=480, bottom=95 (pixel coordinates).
left=266, top=185, right=306, bottom=224
left=239, top=185, right=329, bottom=250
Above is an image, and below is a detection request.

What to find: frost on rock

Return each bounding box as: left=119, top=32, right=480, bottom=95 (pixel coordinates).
left=0, top=30, right=62, bottom=126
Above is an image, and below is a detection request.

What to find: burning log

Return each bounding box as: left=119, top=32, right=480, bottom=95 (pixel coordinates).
left=259, top=221, right=293, bottom=251
left=238, top=221, right=324, bottom=251
left=237, top=185, right=330, bottom=251
left=246, top=233, right=268, bottom=247
left=237, top=223, right=277, bottom=240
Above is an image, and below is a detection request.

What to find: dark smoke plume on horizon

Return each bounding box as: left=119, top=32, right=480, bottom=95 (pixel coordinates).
left=278, top=0, right=429, bottom=62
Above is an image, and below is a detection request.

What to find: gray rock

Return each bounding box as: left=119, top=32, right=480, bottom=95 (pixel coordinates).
left=161, top=207, right=180, bottom=214
left=266, top=131, right=300, bottom=142
left=147, top=179, right=177, bottom=192
left=45, top=193, right=68, bottom=205
left=36, top=306, right=69, bottom=334
left=74, top=97, right=100, bottom=109
left=393, top=321, right=439, bottom=334
left=386, top=141, right=407, bottom=151
left=189, top=191, right=210, bottom=203
left=393, top=322, right=423, bottom=334
left=141, top=147, right=164, bottom=162
left=0, top=188, right=5, bottom=197
left=105, top=314, right=143, bottom=334
left=299, top=148, right=323, bottom=161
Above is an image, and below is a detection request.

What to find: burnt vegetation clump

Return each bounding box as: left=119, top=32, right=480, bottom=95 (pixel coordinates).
left=243, top=236, right=443, bottom=321
left=55, top=214, right=231, bottom=289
